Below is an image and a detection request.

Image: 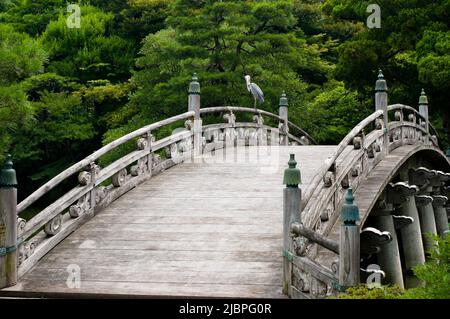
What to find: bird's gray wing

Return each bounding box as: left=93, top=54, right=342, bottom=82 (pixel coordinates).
left=250, top=83, right=264, bottom=103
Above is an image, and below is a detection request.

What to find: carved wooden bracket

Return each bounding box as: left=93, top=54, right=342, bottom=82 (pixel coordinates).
left=360, top=227, right=392, bottom=256
left=409, top=167, right=436, bottom=187
left=415, top=195, right=433, bottom=207
left=432, top=195, right=448, bottom=208
left=386, top=182, right=418, bottom=206
left=393, top=215, right=414, bottom=229
left=44, top=214, right=62, bottom=236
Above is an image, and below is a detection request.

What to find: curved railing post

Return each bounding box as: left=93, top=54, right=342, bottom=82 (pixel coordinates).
left=0, top=154, right=18, bottom=288
left=375, top=69, right=389, bottom=155
left=282, top=154, right=301, bottom=296
left=418, top=89, right=429, bottom=144
left=339, top=188, right=360, bottom=290
left=188, top=73, right=202, bottom=155
left=279, top=92, right=289, bottom=146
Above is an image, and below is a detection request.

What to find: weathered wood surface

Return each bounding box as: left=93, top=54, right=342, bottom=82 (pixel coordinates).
left=1, top=145, right=336, bottom=298
left=314, top=144, right=449, bottom=268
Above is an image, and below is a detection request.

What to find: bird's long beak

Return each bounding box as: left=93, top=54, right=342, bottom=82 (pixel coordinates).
left=244, top=75, right=251, bottom=90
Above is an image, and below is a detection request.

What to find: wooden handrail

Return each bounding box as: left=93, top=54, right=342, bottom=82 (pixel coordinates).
left=302, top=110, right=384, bottom=206
left=17, top=111, right=196, bottom=213
left=291, top=222, right=339, bottom=254
left=200, top=106, right=317, bottom=144
left=388, top=104, right=438, bottom=136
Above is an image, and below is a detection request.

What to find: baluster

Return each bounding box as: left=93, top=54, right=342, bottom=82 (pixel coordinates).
left=89, top=162, right=97, bottom=211
left=279, top=92, right=289, bottom=146
left=418, top=89, right=429, bottom=144
left=188, top=73, right=202, bottom=156
left=375, top=70, right=388, bottom=155
left=147, top=132, right=153, bottom=175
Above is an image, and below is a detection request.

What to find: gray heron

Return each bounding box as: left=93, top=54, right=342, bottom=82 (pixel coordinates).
left=244, top=75, right=264, bottom=110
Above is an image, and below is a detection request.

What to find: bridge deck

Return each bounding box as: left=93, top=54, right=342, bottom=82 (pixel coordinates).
left=3, top=145, right=336, bottom=298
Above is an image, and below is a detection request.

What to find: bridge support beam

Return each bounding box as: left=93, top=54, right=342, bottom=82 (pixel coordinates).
left=432, top=195, right=449, bottom=238
left=372, top=205, right=404, bottom=289
left=0, top=154, right=18, bottom=289
left=399, top=189, right=425, bottom=274
left=415, top=195, right=437, bottom=255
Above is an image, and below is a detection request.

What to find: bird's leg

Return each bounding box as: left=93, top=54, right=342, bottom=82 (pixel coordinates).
left=254, top=96, right=257, bottom=111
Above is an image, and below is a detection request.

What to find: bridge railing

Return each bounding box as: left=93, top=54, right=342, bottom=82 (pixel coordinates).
left=200, top=106, right=317, bottom=146
left=300, top=76, right=439, bottom=242
left=284, top=70, right=441, bottom=298
left=15, top=111, right=196, bottom=277
left=0, top=74, right=315, bottom=286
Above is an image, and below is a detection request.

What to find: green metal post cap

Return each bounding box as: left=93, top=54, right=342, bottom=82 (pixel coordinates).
left=341, top=188, right=360, bottom=225
left=418, top=88, right=428, bottom=105
left=0, top=154, right=17, bottom=188
left=283, top=154, right=301, bottom=187
left=375, top=69, right=388, bottom=92
left=188, top=73, right=200, bottom=94
left=279, top=91, right=288, bottom=108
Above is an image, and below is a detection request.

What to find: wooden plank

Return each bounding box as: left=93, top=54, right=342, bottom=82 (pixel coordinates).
left=89, top=215, right=283, bottom=225
left=20, top=267, right=282, bottom=286
left=39, top=250, right=281, bottom=263
left=56, top=238, right=282, bottom=252
left=2, top=281, right=285, bottom=299
left=68, top=230, right=282, bottom=242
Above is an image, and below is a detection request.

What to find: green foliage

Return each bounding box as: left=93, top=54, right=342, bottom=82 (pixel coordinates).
left=327, top=0, right=450, bottom=147
left=0, top=84, right=32, bottom=160
left=401, top=234, right=450, bottom=299
left=0, top=24, right=46, bottom=159
left=118, top=0, right=170, bottom=45
left=336, top=284, right=404, bottom=299
left=0, top=24, right=47, bottom=84
left=0, top=0, right=448, bottom=207
left=12, top=92, right=95, bottom=159
left=0, top=0, right=68, bottom=35
left=74, top=82, right=133, bottom=131
left=40, top=5, right=135, bottom=82
left=119, top=0, right=332, bottom=141
left=10, top=91, right=96, bottom=190
left=293, top=81, right=369, bottom=144
left=21, top=73, right=81, bottom=101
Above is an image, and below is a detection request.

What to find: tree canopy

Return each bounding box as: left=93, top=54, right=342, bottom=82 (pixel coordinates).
left=0, top=0, right=448, bottom=198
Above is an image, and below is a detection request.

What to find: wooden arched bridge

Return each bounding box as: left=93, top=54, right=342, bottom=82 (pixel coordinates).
left=0, top=71, right=449, bottom=298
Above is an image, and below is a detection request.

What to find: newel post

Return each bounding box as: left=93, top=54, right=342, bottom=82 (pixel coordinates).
left=418, top=89, right=429, bottom=143
left=279, top=92, right=289, bottom=146
left=282, top=154, right=301, bottom=295
left=339, top=188, right=360, bottom=290
left=0, top=154, right=18, bottom=288
left=375, top=69, right=389, bottom=154
left=188, top=73, right=202, bottom=156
